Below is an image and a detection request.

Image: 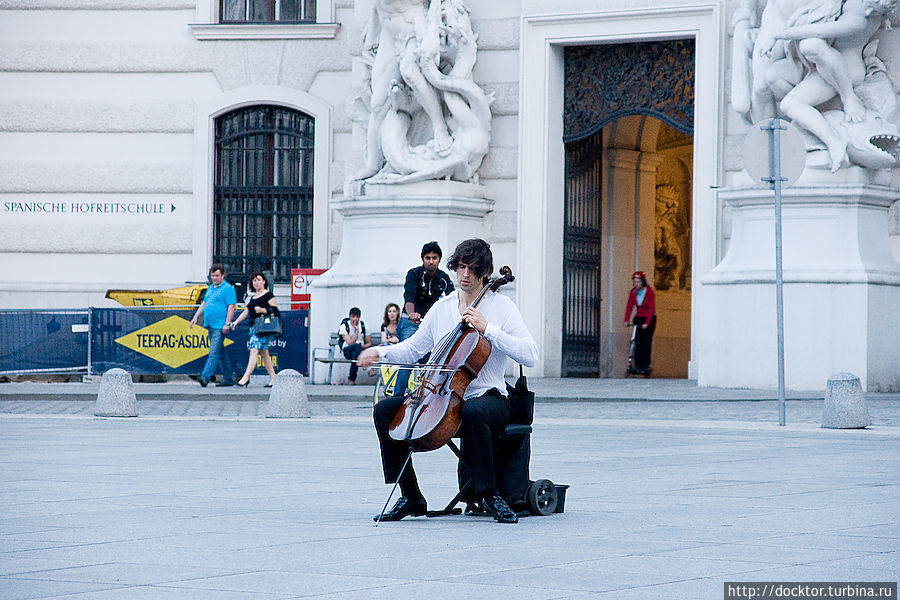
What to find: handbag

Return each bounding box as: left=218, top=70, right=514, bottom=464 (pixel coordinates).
left=255, top=315, right=282, bottom=337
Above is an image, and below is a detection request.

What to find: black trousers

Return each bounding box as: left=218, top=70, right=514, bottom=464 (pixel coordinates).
left=373, top=389, right=510, bottom=498
left=633, top=315, right=656, bottom=371
left=342, top=343, right=362, bottom=382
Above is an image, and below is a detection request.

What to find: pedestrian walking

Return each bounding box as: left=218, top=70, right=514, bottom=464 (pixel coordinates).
left=190, top=263, right=236, bottom=387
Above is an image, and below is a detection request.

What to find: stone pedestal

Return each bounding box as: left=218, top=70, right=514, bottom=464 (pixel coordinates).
left=822, top=372, right=869, bottom=429
left=309, top=181, right=493, bottom=383
left=698, top=180, right=900, bottom=391
left=94, top=368, right=138, bottom=417
left=264, top=369, right=310, bottom=418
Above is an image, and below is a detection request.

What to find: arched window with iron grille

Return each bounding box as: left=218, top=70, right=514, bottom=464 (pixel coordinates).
left=214, top=105, right=314, bottom=283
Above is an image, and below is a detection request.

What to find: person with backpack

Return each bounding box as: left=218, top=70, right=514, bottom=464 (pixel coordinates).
left=339, top=307, right=371, bottom=384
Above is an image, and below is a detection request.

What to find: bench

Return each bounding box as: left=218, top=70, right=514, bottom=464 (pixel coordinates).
left=310, top=331, right=381, bottom=384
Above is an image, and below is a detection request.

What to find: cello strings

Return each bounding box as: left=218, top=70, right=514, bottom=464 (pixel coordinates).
left=362, top=273, right=506, bottom=379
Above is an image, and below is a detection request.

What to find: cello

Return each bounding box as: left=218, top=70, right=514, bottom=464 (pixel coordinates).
left=387, top=265, right=516, bottom=452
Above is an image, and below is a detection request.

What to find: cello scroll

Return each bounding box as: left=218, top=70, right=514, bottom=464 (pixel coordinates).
left=489, top=266, right=514, bottom=292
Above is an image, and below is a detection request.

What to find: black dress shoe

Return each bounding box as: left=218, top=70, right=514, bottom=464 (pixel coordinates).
left=374, top=496, right=427, bottom=522
left=464, top=501, right=488, bottom=517
left=482, top=494, right=518, bottom=523
left=198, top=377, right=209, bottom=388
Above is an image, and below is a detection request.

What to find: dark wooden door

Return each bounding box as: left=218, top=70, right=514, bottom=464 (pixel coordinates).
left=562, top=132, right=603, bottom=377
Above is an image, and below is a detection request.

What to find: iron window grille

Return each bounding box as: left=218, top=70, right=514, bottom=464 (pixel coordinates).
left=214, top=105, right=314, bottom=284
left=220, top=0, right=316, bottom=23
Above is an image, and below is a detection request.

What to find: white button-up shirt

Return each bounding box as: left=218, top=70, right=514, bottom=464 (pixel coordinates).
left=376, top=289, right=539, bottom=399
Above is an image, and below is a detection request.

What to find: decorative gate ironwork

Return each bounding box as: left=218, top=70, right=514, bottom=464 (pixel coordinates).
left=214, top=105, right=314, bottom=283
left=562, top=132, right=603, bottom=377
left=564, top=39, right=695, bottom=142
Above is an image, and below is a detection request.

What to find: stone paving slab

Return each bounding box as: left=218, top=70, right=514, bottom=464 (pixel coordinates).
left=1, top=416, right=898, bottom=599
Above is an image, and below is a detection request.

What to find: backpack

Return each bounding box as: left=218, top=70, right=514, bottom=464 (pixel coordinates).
left=338, top=317, right=366, bottom=349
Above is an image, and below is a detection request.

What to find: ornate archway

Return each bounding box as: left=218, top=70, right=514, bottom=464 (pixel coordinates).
left=561, top=40, right=695, bottom=377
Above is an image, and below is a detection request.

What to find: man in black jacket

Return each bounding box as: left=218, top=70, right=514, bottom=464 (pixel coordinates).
left=393, top=241, right=454, bottom=397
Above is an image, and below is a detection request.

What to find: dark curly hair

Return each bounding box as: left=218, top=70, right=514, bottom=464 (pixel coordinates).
left=421, top=241, right=442, bottom=259
left=247, top=271, right=269, bottom=290
left=447, top=238, right=493, bottom=284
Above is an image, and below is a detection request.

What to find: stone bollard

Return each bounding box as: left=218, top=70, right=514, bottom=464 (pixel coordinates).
left=94, top=368, right=139, bottom=417
left=264, top=369, right=310, bottom=418
left=822, top=372, right=869, bottom=429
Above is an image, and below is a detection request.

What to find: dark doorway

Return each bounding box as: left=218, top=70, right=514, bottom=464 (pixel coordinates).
left=562, top=131, right=603, bottom=377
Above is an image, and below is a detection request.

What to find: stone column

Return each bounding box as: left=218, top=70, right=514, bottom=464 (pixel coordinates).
left=822, top=372, right=869, bottom=428
left=265, top=369, right=310, bottom=418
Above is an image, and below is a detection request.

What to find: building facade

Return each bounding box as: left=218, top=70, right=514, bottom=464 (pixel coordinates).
left=2, top=0, right=899, bottom=390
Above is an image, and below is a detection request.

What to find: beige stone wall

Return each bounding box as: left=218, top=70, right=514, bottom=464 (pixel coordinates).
left=0, top=0, right=352, bottom=307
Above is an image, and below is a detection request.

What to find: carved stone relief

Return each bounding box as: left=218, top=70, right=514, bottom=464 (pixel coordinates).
left=346, top=0, right=493, bottom=190
left=730, top=0, right=900, bottom=172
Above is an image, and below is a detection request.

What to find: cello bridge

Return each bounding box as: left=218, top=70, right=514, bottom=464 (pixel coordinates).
left=419, top=379, right=439, bottom=394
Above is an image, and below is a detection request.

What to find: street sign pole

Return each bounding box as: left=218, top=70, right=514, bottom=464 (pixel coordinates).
left=743, top=117, right=803, bottom=425
left=762, top=118, right=787, bottom=427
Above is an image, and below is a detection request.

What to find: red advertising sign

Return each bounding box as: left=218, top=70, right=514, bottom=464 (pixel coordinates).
left=291, top=268, right=327, bottom=310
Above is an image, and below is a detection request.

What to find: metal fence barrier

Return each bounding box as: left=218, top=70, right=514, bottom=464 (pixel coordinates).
left=0, top=307, right=309, bottom=377
left=0, top=310, right=90, bottom=375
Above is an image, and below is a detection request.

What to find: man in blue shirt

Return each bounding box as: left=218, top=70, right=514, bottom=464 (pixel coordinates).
left=190, top=264, right=237, bottom=387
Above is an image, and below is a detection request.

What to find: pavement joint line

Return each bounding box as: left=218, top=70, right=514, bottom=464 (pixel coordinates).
left=2, top=413, right=900, bottom=435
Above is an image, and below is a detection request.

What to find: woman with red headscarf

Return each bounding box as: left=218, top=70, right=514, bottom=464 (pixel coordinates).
left=623, top=271, right=656, bottom=375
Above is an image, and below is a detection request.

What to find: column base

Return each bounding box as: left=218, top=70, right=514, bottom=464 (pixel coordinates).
left=308, top=183, right=493, bottom=382
left=698, top=184, right=900, bottom=391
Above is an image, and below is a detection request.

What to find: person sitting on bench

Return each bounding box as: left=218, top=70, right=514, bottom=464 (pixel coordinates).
left=339, top=307, right=371, bottom=385
left=357, top=238, right=539, bottom=524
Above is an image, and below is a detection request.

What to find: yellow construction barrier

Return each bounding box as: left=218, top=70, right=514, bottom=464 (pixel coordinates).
left=105, top=284, right=207, bottom=308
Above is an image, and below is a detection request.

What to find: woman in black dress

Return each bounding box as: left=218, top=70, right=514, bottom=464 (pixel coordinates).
left=231, top=271, right=280, bottom=387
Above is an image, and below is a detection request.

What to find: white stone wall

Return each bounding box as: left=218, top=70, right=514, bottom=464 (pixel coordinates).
left=0, top=0, right=352, bottom=308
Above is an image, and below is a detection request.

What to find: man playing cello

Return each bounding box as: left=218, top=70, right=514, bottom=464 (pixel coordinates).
left=357, top=238, right=539, bottom=523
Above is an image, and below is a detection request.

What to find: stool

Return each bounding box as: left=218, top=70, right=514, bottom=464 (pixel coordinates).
left=425, top=423, right=533, bottom=518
